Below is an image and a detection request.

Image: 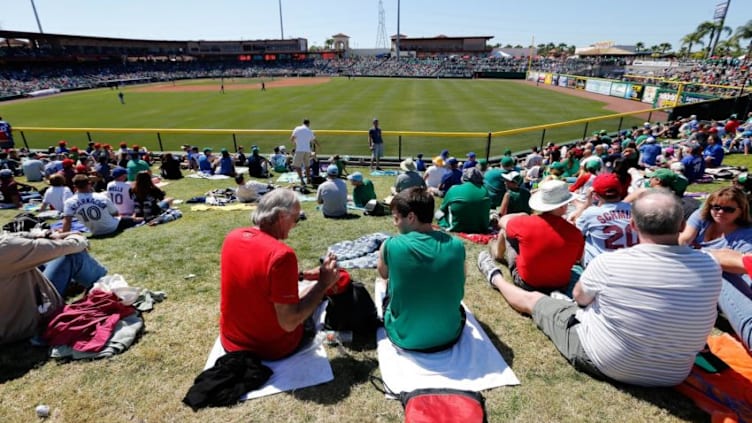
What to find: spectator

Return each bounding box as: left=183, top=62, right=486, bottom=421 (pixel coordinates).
left=127, top=152, right=151, bottom=182
left=316, top=165, right=347, bottom=218
left=378, top=186, right=466, bottom=352
left=498, top=171, right=531, bottom=217
left=477, top=190, right=722, bottom=387
left=197, top=148, right=216, bottom=175
left=0, top=169, right=22, bottom=208
left=703, top=135, right=725, bottom=168
left=219, top=188, right=339, bottom=360
left=159, top=153, right=183, bottom=180
left=392, top=158, right=426, bottom=195
left=679, top=186, right=752, bottom=252
left=0, top=116, right=13, bottom=149
left=216, top=148, right=237, bottom=177
left=40, top=173, right=73, bottom=212
left=437, top=157, right=462, bottom=196
left=21, top=152, right=45, bottom=182
left=290, top=119, right=319, bottom=186
left=106, top=167, right=135, bottom=217
left=424, top=156, right=448, bottom=196
left=486, top=180, right=584, bottom=294
left=572, top=173, right=637, bottom=267
left=437, top=167, right=491, bottom=233
left=347, top=171, right=376, bottom=208
left=62, top=174, right=140, bottom=236
left=131, top=171, right=174, bottom=224
left=462, top=152, right=478, bottom=169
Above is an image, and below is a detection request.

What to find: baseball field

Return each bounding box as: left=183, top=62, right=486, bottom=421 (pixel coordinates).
left=3, top=77, right=648, bottom=157
left=0, top=78, right=709, bottom=423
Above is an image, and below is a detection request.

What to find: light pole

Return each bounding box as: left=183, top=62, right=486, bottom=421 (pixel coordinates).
left=395, top=0, right=400, bottom=61
left=278, top=0, right=284, bottom=39
left=30, top=0, right=44, bottom=33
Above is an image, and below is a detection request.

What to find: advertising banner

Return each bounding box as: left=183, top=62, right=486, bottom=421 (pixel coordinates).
left=585, top=79, right=612, bottom=96
left=610, top=82, right=628, bottom=98
left=627, top=84, right=643, bottom=101
left=558, top=76, right=568, bottom=87
left=544, top=73, right=553, bottom=85
left=655, top=90, right=678, bottom=108
left=575, top=78, right=586, bottom=90
left=642, top=85, right=659, bottom=104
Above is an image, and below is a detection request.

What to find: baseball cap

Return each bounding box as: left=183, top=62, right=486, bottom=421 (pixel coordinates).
left=549, top=161, right=566, bottom=171
left=737, top=172, right=748, bottom=184
left=502, top=170, right=523, bottom=184
left=0, top=169, right=12, bottom=179
left=348, top=171, right=363, bottom=182
left=466, top=152, right=476, bottom=158
left=373, top=117, right=379, bottom=122
left=647, top=168, right=688, bottom=195
left=584, top=158, right=602, bottom=171
left=440, top=149, right=450, bottom=158
left=112, top=167, right=128, bottom=179
left=326, top=164, right=339, bottom=176
left=591, top=173, right=622, bottom=197
left=501, top=156, right=515, bottom=167
left=62, top=158, right=74, bottom=167
left=220, top=147, right=228, bottom=153
left=446, top=157, right=458, bottom=166
left=203, top=147, right=213, bottom=153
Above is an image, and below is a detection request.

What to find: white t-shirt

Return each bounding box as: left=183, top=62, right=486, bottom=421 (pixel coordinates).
left=291, top=124, right=315, bottom=152
left=575, top=244, right=722, bottom=386
left=42, top=185, right=73, bottom=211
left=106, top=180, right=135, bottom=215
left=424, top=165, right=449, bottom=188
left=63, top=192, right=120, bottom=236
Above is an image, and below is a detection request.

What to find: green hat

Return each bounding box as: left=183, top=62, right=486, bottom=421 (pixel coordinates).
left=584, top=158, right=602, bottom=171
left=503, top=148, right=513, bottom=156
left=549, top=161, right=566, bottom=171
left=220, top=147, right=228, bottom=153
left=478, top=158, right=488, bottom=166
left=501, top=156, right=515, bottom=167
left=203, top=147, right=213, bottom=152
left=599, top=129, right=608, bottom=135
left=647, top=168, right=687, bottom=196
left=737, top=172, right=748, bottom=184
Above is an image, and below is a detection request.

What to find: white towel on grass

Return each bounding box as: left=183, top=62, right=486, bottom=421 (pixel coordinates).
left=375, top=281, right=519, bottom=396
left=203, top=301, right=333, bottom=400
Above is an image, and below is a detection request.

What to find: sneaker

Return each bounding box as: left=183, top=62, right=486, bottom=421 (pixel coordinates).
left=477, top=251, right=502, bottom=289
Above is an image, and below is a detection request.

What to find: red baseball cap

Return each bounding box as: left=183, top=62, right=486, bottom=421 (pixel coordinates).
left=592, top=173, right=622, bottom=198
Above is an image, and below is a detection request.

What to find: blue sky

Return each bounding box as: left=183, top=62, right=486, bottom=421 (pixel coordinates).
left=1, top=0, right=750, bottom=51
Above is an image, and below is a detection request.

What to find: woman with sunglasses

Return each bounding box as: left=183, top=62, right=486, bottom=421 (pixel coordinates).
left=679, top=187, right=752, bottom=252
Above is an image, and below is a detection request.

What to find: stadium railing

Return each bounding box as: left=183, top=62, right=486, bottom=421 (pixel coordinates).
left=12, top=101, right=707, bottom=164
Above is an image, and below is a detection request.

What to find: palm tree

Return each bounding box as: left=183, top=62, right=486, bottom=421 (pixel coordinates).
left=681, top=31, right=704, bottom=58
left=697, top=21, right=732, bottom=58
left=659, top=43, right=672, bottom=54
left=733, top=19, right=752, bottom=60
left=635, top=42, right=645, bottom=52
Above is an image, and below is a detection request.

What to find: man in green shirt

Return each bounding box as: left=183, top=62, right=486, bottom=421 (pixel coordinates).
left=499, top=171, right=532, bottom=216
left=378, top=186, right=466, bottom=352
left=438, top=167, right=491, bottom=233
left=348, top=172, right=376, bottom=207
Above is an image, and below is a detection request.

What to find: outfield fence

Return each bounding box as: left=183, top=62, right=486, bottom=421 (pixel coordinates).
left=13, top=101, right=705, bottom=164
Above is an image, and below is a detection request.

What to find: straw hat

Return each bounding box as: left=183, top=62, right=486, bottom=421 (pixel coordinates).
left=528, top=180, right=575, bottom=212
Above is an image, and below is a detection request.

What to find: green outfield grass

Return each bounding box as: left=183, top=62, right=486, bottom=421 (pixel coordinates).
left=3, top=78, right=643, bottom=158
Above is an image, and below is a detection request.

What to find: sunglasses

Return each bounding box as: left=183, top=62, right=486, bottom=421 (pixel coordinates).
left=710, top=205, right=738, bottom=213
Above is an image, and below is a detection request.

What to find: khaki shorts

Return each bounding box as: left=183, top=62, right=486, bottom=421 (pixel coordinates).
left=292, top=151, right=311, bottom=168
left=531, top=296, right=606, bottom=380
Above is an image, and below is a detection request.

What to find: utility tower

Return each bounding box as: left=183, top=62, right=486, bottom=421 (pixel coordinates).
left=375, top=0, right=388, bottom=49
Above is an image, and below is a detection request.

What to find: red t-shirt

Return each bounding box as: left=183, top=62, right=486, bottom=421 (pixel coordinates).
left=505, top=213, right=584, bottom=289
left=219, top=227, right=302, bottom=360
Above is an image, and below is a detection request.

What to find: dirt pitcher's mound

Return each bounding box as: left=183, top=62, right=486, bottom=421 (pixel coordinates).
left=134, top=76, right=332, bottom=93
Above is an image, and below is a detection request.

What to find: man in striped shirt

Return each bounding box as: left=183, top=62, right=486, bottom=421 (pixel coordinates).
left=478, top=190, right=722, bottom=386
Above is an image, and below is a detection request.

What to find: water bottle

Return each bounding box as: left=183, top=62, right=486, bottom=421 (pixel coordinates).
left=324, top=330, right=353, bottom=345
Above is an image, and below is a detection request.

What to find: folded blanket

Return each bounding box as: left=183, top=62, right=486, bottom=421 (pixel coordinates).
left=374, top=282, right=519, bottom=395
left=190, top=204, right=256, bottom=212
left=456, top=232, right=497, bottom=245
left=326, top=232, right=392, bottom=269
left=370, top=170, right=399, bottom=176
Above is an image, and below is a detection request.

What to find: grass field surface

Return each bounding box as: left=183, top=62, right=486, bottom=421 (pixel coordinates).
left=3, top=78, right=643, bottom=159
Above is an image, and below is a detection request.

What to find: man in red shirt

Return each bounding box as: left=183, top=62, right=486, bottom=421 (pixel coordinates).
left=485, top=179, right=584, bottom=293
left=219, top=188, right=339, bottom=360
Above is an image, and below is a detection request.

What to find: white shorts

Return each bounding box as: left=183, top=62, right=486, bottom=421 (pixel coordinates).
left=372, top=143, right=384, bottom=159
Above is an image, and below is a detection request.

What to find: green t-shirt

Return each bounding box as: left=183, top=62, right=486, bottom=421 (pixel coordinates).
left=127, top=159, right=150, bottom=182
left=483, top=168, right=507, bottom=208
left=505, top=187, right=532, bottom=214
left=438, top=182, right=491, bottom=233
left=562, top=158, right=580, bottom=178
left=352, top=179, right=376, bottom=207
left=382, top=230, right=465, bottom=350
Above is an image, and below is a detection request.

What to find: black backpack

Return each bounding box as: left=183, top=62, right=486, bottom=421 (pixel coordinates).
left=324, top=281, right=379, bottom=336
